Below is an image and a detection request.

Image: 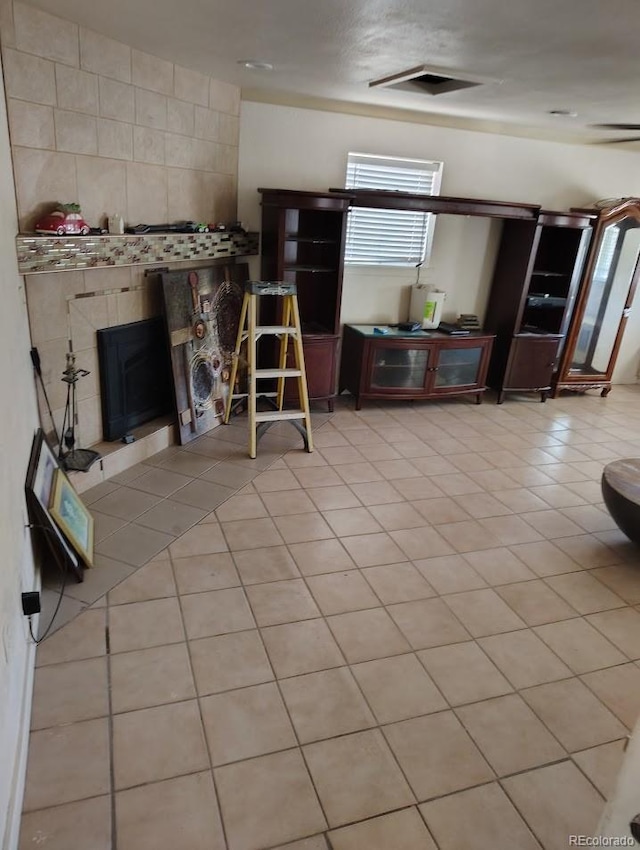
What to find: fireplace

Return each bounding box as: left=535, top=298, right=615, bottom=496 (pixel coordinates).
left=97, top=317, right=173, bottom=441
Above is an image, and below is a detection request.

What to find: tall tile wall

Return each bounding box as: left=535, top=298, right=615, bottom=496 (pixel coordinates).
left=2, top=1, right=239, bottom=231
left=0, top=1, right=242, bottom=466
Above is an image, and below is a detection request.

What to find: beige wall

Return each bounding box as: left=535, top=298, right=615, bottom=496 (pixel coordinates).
left=0, top=45, right=39, bottom=850
left=0, top=1, right=242, bottom=449
left=238, top=101, right=640, bottom=384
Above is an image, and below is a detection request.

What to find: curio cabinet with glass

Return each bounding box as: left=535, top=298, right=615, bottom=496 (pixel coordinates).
left=553, top=198, right=640, bottom=397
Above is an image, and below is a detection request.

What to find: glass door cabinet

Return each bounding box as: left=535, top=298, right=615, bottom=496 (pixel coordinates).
left=553, top=198, right=640, bottom=397
left=339, top=325, right=495, bottom=409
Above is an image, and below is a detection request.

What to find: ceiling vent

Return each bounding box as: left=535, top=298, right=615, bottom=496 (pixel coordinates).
left=369, top=64, right=490, bottom=96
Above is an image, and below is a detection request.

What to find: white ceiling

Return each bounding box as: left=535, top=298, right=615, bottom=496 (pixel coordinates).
left=20, top=0, right=640, bottom=145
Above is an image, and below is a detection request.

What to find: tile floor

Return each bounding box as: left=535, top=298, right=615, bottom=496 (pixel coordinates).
left=20, top=388, right=640, bottom=850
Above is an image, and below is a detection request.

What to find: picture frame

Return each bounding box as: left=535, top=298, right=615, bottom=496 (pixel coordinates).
left=25, top=429, right=83, bottom=582
left=49, top=467, right=94, bottom=568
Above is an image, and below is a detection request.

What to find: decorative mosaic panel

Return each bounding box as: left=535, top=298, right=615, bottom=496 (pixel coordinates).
left=16, top=231, right=259, bottom=275
left=159, top=264, right=247, bottom=445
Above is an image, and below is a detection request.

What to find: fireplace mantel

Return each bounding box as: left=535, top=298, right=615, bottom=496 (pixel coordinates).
left=16, top=230, right=259, bottom=275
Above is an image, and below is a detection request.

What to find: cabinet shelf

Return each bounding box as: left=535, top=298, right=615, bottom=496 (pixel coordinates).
left=284, top=236, right=337, bottom=244
left=283, top=265, right=336, bottom=273
left=526, top=295, right=567, bottom=308
left=301, top=322, right=332, bottom=334
left=519, top=327, right=563, bottom=336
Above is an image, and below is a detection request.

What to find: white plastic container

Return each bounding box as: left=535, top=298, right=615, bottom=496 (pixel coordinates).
left=410, top=284, right=446, bottom=330
left=108, top=213, right=124, bottom=235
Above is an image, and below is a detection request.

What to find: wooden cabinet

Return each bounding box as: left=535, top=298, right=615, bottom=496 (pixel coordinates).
left=500, top=335, right=563, bottom=403
left=339, top=325, right=495, bottom=409
left=484, top=211, right=593, bottom=402
left=258, top=188, right=352, bottom=410
left=284, top=332, right=338, bottom=405
left=553, top=198, right=640, bottom=397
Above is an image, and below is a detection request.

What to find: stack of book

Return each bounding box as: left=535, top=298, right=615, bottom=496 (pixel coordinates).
left=437, top=322, right=470, bottom=335
left=457, top=313, right=481, bottom=330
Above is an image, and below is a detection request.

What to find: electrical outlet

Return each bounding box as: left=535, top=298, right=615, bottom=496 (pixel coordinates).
left=21, top=592, right=41, bottom=617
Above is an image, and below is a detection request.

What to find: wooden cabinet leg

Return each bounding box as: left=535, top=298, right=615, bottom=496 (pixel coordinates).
left=476, top=393, right=482, bottom=405
left=540, top=392, right=548, bottom=403
left=327, top=399, right=334, bottom=412
left=497, top=390, right=505, bottom=404
left=601, top=387, right=611, bottom=398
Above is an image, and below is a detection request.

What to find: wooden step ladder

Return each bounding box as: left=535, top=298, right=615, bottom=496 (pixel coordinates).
left=223, top=281, right=314, bottom=458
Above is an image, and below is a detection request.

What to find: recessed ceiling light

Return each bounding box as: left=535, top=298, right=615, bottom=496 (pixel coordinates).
left=548, top=109, right=578, bottom=117
left=237, top=59, right=273, bottom=71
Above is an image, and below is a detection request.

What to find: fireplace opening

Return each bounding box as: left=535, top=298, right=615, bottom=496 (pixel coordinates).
left=97, top=317, right=173, bottom=441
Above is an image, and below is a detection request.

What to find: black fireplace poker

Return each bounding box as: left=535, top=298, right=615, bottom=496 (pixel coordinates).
left=59, top=346, right=101, bottom=473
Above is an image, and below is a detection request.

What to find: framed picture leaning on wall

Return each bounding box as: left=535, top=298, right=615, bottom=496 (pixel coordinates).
left=49, top=467, right=94, bottom=568
left=25, top=429, right=83, bottom=582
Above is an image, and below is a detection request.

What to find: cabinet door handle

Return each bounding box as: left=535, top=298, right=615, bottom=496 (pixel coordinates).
left=427, top=366, right=439, bottom=372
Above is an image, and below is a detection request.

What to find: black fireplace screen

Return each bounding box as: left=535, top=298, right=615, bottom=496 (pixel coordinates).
left=97, top=317, right=173, bottom=441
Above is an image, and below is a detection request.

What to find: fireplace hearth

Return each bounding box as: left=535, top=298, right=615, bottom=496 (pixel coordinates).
left=97, top=318, right=173, bottom=441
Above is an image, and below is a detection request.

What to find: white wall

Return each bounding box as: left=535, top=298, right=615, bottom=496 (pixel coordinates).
left=238, top=101, right=640, bottom=382
left=0, top=48, right=41, bottom=850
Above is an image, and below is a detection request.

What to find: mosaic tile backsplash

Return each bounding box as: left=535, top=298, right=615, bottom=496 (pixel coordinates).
left=16, top=231, right=259, bottom=275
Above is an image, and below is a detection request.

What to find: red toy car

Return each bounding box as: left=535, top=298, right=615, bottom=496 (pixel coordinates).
left=35, top=209, right=91, bottom=236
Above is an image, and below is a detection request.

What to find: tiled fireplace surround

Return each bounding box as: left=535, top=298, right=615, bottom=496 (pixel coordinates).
left=25, top=263, right=185, bottom=490
left=23, top=241, right=256, bottom=493
left=2, top=1, right=246, bottom=489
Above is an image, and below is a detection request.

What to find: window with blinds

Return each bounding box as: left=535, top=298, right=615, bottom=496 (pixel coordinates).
left=344, top=152, right=443, bottom=267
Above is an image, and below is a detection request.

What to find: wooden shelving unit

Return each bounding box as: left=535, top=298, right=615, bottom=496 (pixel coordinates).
left=258, top=188, right=353, bottom=410
left=484, top=210, right=594, bottom=402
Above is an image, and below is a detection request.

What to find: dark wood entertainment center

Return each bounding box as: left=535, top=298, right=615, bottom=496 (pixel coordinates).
left=258, top=187, right=629, bottom=407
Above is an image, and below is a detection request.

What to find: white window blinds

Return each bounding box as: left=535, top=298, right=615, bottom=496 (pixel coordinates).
left=344, top=152, right=443, bottom=266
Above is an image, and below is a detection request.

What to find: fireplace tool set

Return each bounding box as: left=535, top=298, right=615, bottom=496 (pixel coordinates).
left=58, top=345, right=101, bottom=472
